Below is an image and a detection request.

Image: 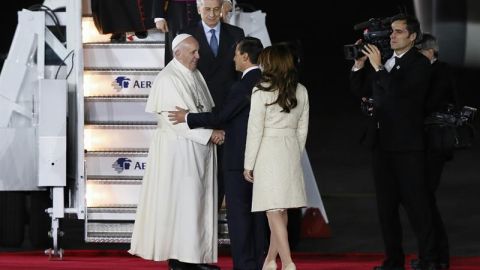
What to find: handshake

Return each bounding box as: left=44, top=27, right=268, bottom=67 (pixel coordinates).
left=167, top=106, right=225, bottom=145
left=211, top=130, right=225, bottom=145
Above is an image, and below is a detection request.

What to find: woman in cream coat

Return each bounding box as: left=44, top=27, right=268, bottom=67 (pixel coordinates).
left=244, top=45, right=309, bottom=270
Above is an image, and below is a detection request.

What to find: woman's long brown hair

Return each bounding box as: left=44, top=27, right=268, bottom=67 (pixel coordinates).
left=255, top=44, right=299, bottom=113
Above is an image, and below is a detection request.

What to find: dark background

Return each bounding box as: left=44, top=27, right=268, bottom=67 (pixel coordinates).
left=1, top=0, right=479, bottom=257
left=245, top=0, right=480, bottom=256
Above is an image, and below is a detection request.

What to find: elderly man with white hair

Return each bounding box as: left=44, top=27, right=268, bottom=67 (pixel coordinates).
left=129, top=34, right=224, bottom=270
left=182, top=0, right=245, bottom=230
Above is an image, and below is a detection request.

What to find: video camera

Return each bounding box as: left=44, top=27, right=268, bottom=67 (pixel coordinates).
left=425, top=105, right=478, bottom=149
left=344, top=16, right=395, bottom=62
left=425, top=105, right=477, bottom=127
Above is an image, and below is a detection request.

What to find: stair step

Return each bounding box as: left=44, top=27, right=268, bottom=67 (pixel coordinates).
left=83, top=43, right=165, bottom=69
left=82, top=16, right=165, bottom=44
left=85, top=236, right=132, bottom=243
left=86, top=178, right=142, bottom=208
left=85, top=96, right=155, bottom=124
left=84, top=222, right=231, bottom=244
left=87, top=207, right=137, bottom=220
left=85, top=151, right=148, bottom=178
left=83, top=69, right=158, bottom=97
left=218, top=238, right=231, bottom=245
left=87, top=175, right=144, bottom=181
left=84, top=124, right=155, bottom=152
left=85, top=151, right=149, bottom=156
left=85, top=222, right=133, bottom=243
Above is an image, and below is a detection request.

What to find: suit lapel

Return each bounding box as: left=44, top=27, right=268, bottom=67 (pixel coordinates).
left=217, top=23, right=232, bottom=58
left=194, top=23, right=212, bottom=57
left=394, top=48, right=416, bottom=72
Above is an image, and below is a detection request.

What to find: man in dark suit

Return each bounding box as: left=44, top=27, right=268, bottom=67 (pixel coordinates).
left=169, top=37, right=267, bottom=270
left=350, top=14, right=439, bottom=270
left=182, top=0, right=244, bottom=110
left=181, top=0, right=245, bottom=211
left=411, top=33, right=458, bottom=270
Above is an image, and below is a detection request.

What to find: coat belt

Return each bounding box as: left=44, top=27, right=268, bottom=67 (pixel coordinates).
left=263, top=128, right=296, bottom=137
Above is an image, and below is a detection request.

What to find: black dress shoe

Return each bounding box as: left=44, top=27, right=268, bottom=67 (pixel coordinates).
left=110, top=33, right=126, bottom=42
left=168, top=259, right=194, bottom=270
left=372, top=266, right=405, bottom=270
left=135, top=31, right=148, bottom=39
left=437, top=262, right=450, bottom=270
left=191, top=264, right=221, bottom=270
left=411, top=259, right=420, bottom=269
left=411, top=260, right=449, bottom=270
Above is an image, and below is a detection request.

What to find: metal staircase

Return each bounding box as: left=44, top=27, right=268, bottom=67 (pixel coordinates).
left=81, top=17, right=230, bottom=245
left=0, top=1, right=231, bottom=256
left=82, top=20, right=164, bottom=243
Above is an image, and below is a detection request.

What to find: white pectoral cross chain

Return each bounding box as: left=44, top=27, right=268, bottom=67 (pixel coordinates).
left=196, top=102, right=204, bottom=112
left=191, top=83, right=204, bottom=112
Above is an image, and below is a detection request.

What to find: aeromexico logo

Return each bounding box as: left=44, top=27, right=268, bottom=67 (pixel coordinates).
left=112, top=76, right=152, bottom=92
left=112, top=158, right=146, bottom=173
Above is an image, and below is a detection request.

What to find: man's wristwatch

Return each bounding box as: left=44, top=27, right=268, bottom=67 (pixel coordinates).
left=376, top=65, right=385, bottom=72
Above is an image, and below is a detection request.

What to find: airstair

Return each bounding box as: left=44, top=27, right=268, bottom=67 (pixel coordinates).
left=81, top=15, right=164, bottom=243
left=82, top=17, right=231, bottom=244
left=0, top=1, right=229, bottom=257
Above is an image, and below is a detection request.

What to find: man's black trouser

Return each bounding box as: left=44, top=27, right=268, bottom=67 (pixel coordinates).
left=372, top=148, right=437, bottom=268
left=422, top=148, right=451, bottom=265
left=224, top=170, right=268, bottom=270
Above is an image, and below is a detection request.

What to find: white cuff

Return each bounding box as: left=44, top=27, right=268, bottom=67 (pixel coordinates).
left=351, top=65, right=362, bottom=72
left=154, top=18, right=165, bottom=23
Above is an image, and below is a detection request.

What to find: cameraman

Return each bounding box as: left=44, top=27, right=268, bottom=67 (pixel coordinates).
left=415, top=33, right=458, bottom=270
left=349, top=14, right=439, bottom=270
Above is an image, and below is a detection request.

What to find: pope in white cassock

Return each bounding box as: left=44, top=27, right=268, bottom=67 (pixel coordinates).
left=129, top=34, right=223, bottom=267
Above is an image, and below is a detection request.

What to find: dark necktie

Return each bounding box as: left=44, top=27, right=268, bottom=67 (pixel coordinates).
left=209, top=29, right=218, bottom=57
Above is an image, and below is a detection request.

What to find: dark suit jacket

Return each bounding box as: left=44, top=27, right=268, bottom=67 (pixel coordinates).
left=350, top=48, right=432, bottom=151
left=182, top=22, right=245, bottom=111
left=187, top=68, right=261, bottom=170
left=424, top=60, right=458, bottom=155
left=425, top=60, right=457, bottom=114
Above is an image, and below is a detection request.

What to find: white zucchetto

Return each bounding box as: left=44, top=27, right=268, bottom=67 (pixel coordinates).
left=172, top=33, right=193, bottom=51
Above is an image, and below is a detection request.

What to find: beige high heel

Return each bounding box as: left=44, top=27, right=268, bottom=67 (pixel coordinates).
left=262, top=260, right=277, bottom=270
left=283, top=262, right=296, bottom=270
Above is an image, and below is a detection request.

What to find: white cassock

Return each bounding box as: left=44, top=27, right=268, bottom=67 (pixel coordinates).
left=129, top=58, right=218, bottom=263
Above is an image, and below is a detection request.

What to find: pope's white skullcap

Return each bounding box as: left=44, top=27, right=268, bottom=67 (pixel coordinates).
left=172, top=33, right=193, bottom=51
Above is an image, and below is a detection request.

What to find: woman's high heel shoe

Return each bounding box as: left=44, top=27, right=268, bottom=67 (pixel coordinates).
left=262, top=260, right=277, bottom=270
left=283, top=262, right=296, bottom=270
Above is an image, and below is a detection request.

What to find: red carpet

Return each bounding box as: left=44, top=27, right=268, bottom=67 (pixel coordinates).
left=0, top=250, right=479, bottom=269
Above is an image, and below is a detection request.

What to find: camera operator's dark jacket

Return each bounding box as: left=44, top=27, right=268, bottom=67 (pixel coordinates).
left=350, top=48, right=432, bottom=151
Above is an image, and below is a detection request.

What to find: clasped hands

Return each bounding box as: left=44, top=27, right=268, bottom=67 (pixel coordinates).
left=211, top=130, right=225, bottom=145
